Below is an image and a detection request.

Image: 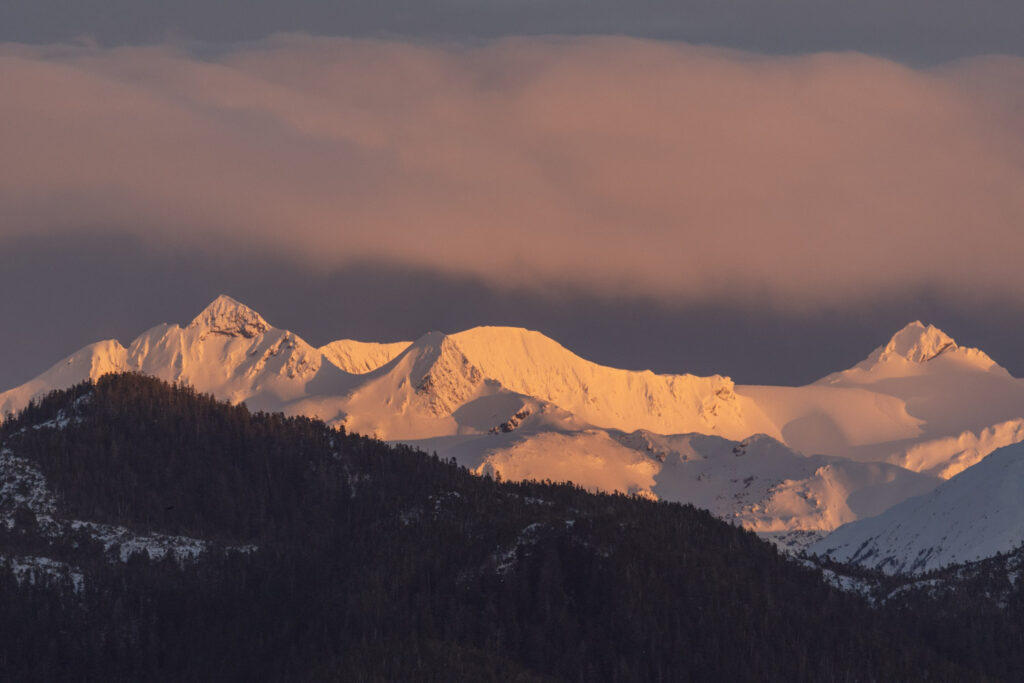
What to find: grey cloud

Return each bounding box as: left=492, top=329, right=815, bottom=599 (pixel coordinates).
left=2, top=1, right=1022, bottom=63
left=1, top=37, right=1023, bottom=311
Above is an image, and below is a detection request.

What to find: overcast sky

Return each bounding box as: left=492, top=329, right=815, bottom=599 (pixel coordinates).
left=1, top=2, right=1022, bottom=389
left=3, top=1, right=1023, bottom=64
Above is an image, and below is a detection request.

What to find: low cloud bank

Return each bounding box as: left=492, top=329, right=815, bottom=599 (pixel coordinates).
left=2, top=36, right=1022, bottom=307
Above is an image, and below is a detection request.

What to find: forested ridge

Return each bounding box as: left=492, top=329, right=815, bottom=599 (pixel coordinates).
left=0, top=374, right=1006, bottom=681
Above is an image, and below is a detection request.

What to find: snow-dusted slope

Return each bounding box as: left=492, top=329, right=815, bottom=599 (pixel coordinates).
left=0, top=340, right=128, bottom=418
left=318, top=326, right=779, bottom=442
left=1, top=413, right=242, bottom=582
left=445, top=327, right=779, bottom=441
left=320, top=339, right=411, bottom=374
left=810, top=441, right=1024, bottom=574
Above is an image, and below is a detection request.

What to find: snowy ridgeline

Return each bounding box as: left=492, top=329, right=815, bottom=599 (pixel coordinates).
left=4, top=299, right=1023, bottom=489
left=5, top=297, right=1024, bottom=573
left=0, top=447, right=256, bottom=592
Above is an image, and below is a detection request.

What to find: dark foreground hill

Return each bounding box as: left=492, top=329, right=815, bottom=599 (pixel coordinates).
left=0, top=374, right=983, bottom=681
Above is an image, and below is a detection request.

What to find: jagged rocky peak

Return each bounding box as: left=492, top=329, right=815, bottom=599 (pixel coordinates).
left=880, top=321, right=957, bottom=363
left=188, top=295, right=271, bottom=339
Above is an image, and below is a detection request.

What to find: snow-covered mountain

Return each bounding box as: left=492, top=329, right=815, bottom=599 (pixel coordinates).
left=3, top=296, right=1024, bottom=551
left=1, top=296, right=767, bottom=440
left=320, top=339, right=412, bottom=374
left=2, top=296, right=337, bottom=415
left=739, top=321, right=1024, bottom=478
left=306, top=324, right=778, bottom=443
left=810, top=440, right=1024, bottom=574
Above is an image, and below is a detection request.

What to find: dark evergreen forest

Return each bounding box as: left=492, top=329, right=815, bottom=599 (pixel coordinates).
left=0, top=374, right=1017, bottom=681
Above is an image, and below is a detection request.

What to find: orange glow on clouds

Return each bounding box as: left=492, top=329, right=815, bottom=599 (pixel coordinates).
left=1, top=36, right=1022, bottom=307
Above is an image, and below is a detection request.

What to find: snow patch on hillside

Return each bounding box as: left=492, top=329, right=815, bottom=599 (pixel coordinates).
left=2, top=555, right=84, bottom=592
left=68, top=520, right=209, bottom=562
left=0, top=449, right=58, bottom=526
left=0, top=446, right=222, bottom=566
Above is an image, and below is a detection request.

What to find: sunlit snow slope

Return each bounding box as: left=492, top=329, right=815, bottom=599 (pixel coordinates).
left=3, top=297, right=1023, bottom=549
left=407, top=423, right=937, bottom=547
left=320, top=340, right=411, bottom=374
left=738, top=322, right=1024, bottom=478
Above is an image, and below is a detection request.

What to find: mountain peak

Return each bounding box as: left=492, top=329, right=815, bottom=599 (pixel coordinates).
left=815, top=320, right=1003, bottom=386
left=881, top=321, right=957, bottom=363
left=188, top=295, right=270, bottom=338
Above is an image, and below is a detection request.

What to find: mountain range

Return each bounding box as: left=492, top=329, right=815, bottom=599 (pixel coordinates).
left=2, top=374, right=987, bottom=681
left=3, top=295, right=1024, bottom=565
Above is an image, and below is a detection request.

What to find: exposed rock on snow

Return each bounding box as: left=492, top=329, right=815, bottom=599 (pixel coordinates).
left=188, top=294, right=271, bottom=339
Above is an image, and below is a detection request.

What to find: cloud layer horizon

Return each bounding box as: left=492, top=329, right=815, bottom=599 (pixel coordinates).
left=3, top=35, right=1023, bottom=309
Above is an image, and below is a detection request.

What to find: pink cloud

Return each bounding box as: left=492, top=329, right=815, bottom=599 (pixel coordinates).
left=1, top=36, right=1022, bottom=307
